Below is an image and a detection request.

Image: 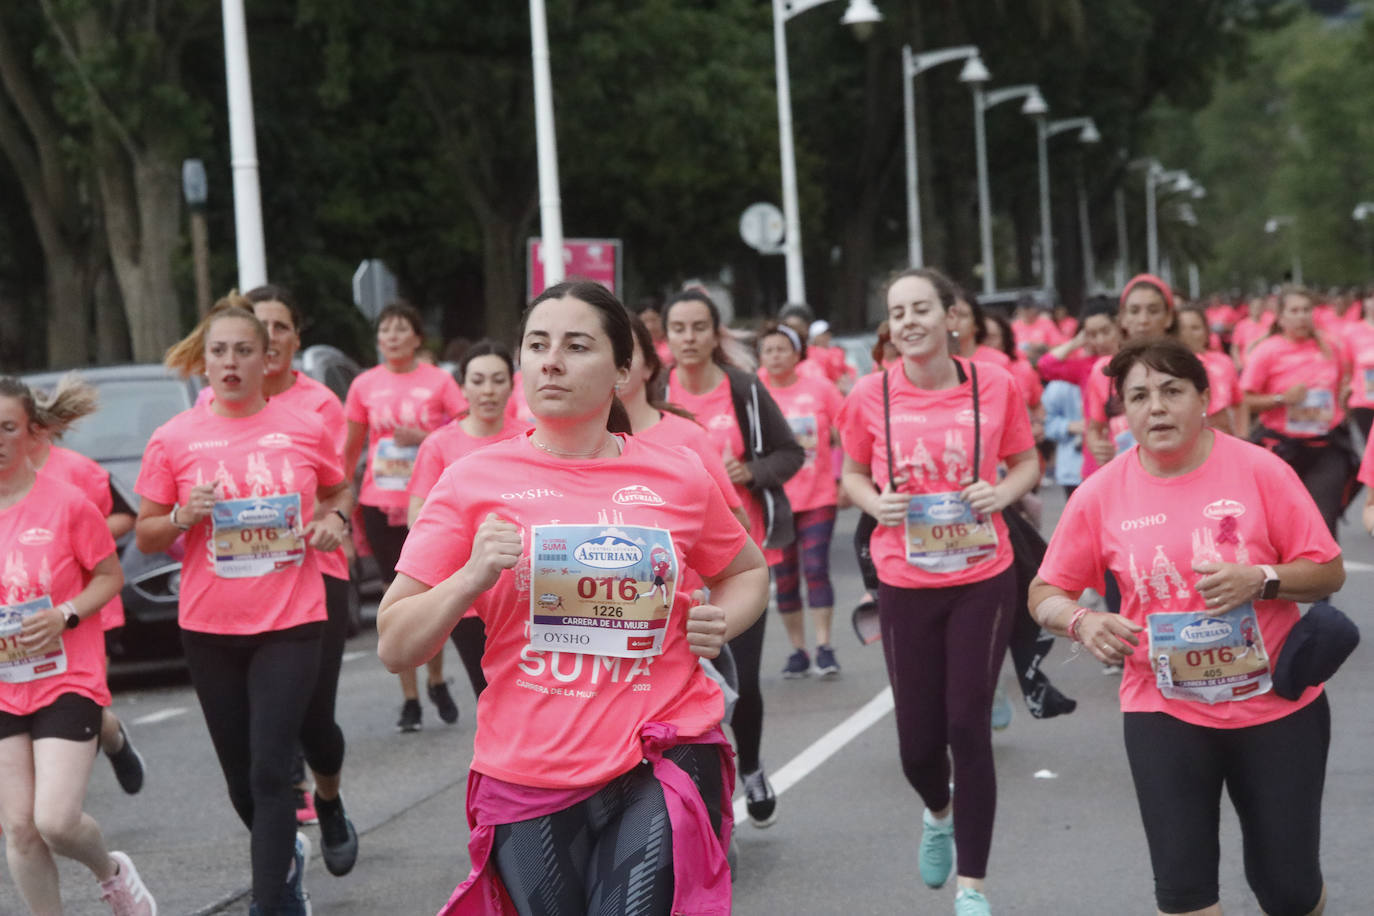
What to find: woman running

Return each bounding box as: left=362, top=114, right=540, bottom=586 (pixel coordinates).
left=1240, top=286, right=1352, bottom=537
left=194, top=284, right=361, bottom=872
left=1175, top=303, right=1241, bottom=435
left=0, top=377, right=156, bottom=916
left=29, top=375, right=146, bottom=796
left=1340, top=293, right=1374, bottom=439
left=136, top=300, right=353, bottom=914
left=407, top=340, right=530, bottom=701
left=343, top=302, right=466, bottom=732
left=756, top=323, right=845, bottom=679
left=1030, top=337, right=1343, bottom=916
left=664, top=289, right=803, bottom=829
left=377, top=280, right=768, bottom=915
left=839, top=268, right=1039, bottom=916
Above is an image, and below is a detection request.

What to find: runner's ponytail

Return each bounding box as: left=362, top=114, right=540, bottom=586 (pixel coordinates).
left=164, top=292, right=264, bottom=377
left=30, top=373, right=100, bottom=438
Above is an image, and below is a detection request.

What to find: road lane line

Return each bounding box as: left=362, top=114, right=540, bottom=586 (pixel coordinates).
left=733, top=686, right=894, bottom=824
left=130, top=707, right=187, bottom=726
left=342, top=650, right=369, bottom=663
left=1345, top=560, right=1374, bottom=572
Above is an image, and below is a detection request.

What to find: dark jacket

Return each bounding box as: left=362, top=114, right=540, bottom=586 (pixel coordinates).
left=721, top=364, right=803, bottom=548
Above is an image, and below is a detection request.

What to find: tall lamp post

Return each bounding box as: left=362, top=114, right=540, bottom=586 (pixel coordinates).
left=530, top=0, right=565, bottom=287
left=973, top=83, right=1048, bottom=295
left=1265, top=215, right=1302, bottom=285
left=1146, top=163, right=1194, bottom=276
left=772, top=0, right=883, bottom=305
left=1038, top=117, right=1100, bottom=295
left=221, top=0, right=266, bottom=290
left=901, top=44, right=983, bottom=268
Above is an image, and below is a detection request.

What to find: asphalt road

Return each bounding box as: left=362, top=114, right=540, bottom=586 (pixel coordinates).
left=20, top=490, right=1374, bottom=915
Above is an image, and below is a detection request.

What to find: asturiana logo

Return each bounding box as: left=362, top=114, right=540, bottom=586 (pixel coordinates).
left=18, top=528, right=53, bottom=546
left=236, top=505, right=280, bottom=525
left=613, top=485, right=664, bottom=506
left=1204, top=498, right=1245, bottom=520
left=573, top=536, right=643, bottom=570
left=258, top=433, right=292, bottom=449
left=925, top=499, right=966, bottom=522
left=1181, top=618, right=1233, bottom=643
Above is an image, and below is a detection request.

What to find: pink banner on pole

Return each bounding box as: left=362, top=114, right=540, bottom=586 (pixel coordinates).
left=528, top=238, right=622, bottom=298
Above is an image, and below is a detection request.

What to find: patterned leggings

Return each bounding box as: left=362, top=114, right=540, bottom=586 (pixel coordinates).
left=770, top=505, right=837, bottom=613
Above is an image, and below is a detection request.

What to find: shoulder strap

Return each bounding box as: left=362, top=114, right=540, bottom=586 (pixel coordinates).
left=882, top=368, right=895, bottom=487
left=970, top=360, right=981, bottom=476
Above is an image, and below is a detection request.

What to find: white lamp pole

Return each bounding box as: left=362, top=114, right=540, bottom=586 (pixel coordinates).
left=1039, top=117, right=1100, bottom=295
left=901, top=44, right=983, bottom=268
left=1147, top=164, right=1193, bottom=276
left=975, top=84, right=1048, bottom=295
left=221, top=0, right=266, bottom=290
left=530, top=0, right=565, bottom=288
left=772, top=0, right=882, bottom=305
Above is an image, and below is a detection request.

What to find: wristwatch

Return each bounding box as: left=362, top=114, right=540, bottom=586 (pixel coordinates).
left=332, top=509, right=352, bottom=532
left=169, top=503, right=193, bottom=531
left=61, top=601, right=80, bottom=629
left=1258, top=564, right=1280, bottom=601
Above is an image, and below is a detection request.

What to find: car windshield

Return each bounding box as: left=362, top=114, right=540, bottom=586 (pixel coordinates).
left=60, top=379, right=191, bottom=461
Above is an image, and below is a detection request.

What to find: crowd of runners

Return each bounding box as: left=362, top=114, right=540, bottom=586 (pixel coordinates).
left=0, top=272, right=1363, bottom=915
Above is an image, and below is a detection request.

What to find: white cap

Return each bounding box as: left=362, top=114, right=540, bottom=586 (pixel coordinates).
left=809, top=319, right=830, bottom=340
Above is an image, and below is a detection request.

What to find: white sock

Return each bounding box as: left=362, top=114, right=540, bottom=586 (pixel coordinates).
left=924, top=808, right=952, bottom=827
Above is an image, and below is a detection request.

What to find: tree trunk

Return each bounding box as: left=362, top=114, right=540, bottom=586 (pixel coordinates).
left=479, top=210, right=525, bottom=343
left=92, top=261, right=130, bottom=363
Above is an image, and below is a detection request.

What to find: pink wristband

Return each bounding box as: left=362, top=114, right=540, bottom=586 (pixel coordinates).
left=1067, top=607, right=1090, bottom=643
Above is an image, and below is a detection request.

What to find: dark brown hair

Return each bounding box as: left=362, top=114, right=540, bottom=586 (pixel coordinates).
left=664, top=289, right=730, bottom=366
left=884, top=267, right=958, bottom=312
left=1105, top=337, right=1209, bottom=400
left=376, top=301, right=424, bottom=337
left=520, top=280, right=632, bottom=433
left=457, top=339, right=515, bottom=383
left=628, top=314, right=694, bottom=422
left=756, top=321, right=807, bottom=361
left=243, top=284, right=304, bottom=332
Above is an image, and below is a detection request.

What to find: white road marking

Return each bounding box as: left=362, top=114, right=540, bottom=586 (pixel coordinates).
left=734, top=687, right=894, bottom=824
left=342, top=650, right=369, bottom=663
left=1344, top=560, right=1374, bottom=573
left=130, top=707, right=187, bottom=726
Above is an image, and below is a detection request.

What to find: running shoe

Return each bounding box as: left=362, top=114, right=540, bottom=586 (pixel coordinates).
left=781, top=648, right=811, bottom=679
left=813, top=644, right=841, bottom=679
left=99, top=851, right=157, bottom=916
left=295, top=787, right=319, bottom=826
left=918, top=809, right=955, bottom=888
left=285, top=832, right=312, bottom=915
left=741, top=767, right=777, bottom=828
left=954, top=887, right=991, bottom=916
left=990, top=685, right=1013, bottom=731
left=316, top=792, right=359, bottom=877
left=427, top=680, right=460, bottom=724
left=397, top=698, right=422, bottom=733
left=105, top=722, right=146, bottom=795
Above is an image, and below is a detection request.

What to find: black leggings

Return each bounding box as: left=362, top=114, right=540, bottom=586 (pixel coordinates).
left=727, top=611, right=766, bottom=774
left=877, top=566, right=1017, bottom=880
left=449, top=616, right=488, bottom=696
left=1123, top=694, right=1329, bottom=915
left=492, top=744, right=723, bottom=916
left=1285, top=443, right=1350, bottom=538
left=182, top=626, right=323, bottom=911
left=299, top=574, right=350, bottom=776
left=361, top=503, right=408, bottom=581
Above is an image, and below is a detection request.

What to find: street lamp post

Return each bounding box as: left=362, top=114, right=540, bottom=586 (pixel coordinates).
left=901, top=44, right=983, bottom=268
left=772, top=0, right=882, bottom=304
left=1146, top=163, right=1194, bottom=275
left=530, top=0, right=565, bottom=288
left=1265, top=215, right=1301, bottom=285
left=221, top=0, right=267, bottom=290
left=973, top=83, right=1048, bottom=295
left=1038, top=117, right=1100, bottom=296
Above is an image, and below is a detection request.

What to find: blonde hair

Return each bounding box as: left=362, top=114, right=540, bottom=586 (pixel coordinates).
left=163, top=292, right=269, bottom=377
left=0, top=373, right=99, bottom=438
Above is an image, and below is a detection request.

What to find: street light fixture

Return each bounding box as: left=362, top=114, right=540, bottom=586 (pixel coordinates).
left=1265, top=215, right=1302, bottom=284
left=772, top=0, right=883, bottom=305
left=901, top=44, right=983, bottom=267
left=971, top=83, right=1048, bottom=295
left=1145, top=162, right=1194, bottom=275
left=1038, top=116, right=1100, bottom=295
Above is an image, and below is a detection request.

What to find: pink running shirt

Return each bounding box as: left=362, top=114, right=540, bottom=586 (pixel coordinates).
left=36, top=446, right=124, bottom=630
left=634, top=411, right=743, bottom=512
left=1199, top=350, right=1242, bottom=416
left=135, top=398, right=345, bottom=635
left=1231, top=314, right=1275, bottom=365
left=757, top=373, right=843, bottom=513
left=1238, top=335, right=1345, bottom=436
left=397, top=434, right=748, bottom=789
left=409, top=418, right=533, bottom=502
left=1342, top=321, right=1374, bottom=410
left=666, top=371, right=761, bottom=544
left=838, top=359, right=1034, bottom=590
left=344, top=363, right=465, bottom=509
left=1039, top=433, right=1337, bottom=728
left=0, top=479, right=116, bottom=715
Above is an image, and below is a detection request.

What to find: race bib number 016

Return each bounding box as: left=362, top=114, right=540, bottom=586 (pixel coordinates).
left=372, top=437, right=418, bottom=491
left=212, top=493, right=306, bottom=578
left=0, top=596, right=67, bottom=684
left=904, top=492, right=998, bottom=574
left=529, top=524, right=677, bottom=658
left=1147, top=603, right=1271, bottom=704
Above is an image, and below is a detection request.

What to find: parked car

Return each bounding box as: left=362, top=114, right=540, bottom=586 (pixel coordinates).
left=22, top=365, right=203, bottom=662
left=831, top=332, right=878, bottom=378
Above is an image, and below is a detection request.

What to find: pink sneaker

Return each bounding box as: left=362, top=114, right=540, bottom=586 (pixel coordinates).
left=296, top=787, right=319, bottom=826
left=99, top=851, right=157, bottom=915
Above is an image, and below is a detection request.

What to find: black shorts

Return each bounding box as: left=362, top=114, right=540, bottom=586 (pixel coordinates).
left=0, top=692, right=103, bottom=742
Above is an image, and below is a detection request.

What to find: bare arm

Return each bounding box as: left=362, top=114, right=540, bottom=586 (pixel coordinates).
left=19, top=553, right=124, bottom=652
left=694, top=538, right=769, bottom=650
left=342, top=421, right=368, bottom=485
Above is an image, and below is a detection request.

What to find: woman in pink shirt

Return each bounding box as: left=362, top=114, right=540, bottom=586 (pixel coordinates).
left=377, top=280, right=768, bottom=916
left=343, top=302, right=467, bottom=732
left=1030, top=337, right=1343, bottom=916
left=136, top=301, right=353, bottom=914
left=1340, top=294, right=1374, bottom=439
left=757, top=323, right=846, bottom=679
left=0, top=377, right=157, bottom=915
left=408, top=340, right=530, bottom=703
left=839, top=268, right=1039, bottom=916
left=1231, top=295, right=1276, bottom=366
left=1240, top=286, right=1352, bottom=537
left=1176, top=304, right=1241, bottom=435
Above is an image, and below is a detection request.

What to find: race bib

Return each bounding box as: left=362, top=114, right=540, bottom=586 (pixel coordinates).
left=1285, top=389, right=1333, bottom=435
left=211, top=493, right=306, bottom=578
left=904, top=492, right=998, bottom=573
left=788, top=415, right=818, bottom=468
left=1147, top=604, right=1271, bottom=704
left=1363, top=367, right=1374, bottom=395
left=529, top=524, right=677, bottom=658
left=1109, top=415, right=1135, bottom=455
left=372, top=437, right=418, bottom=490
left=0, top=597, right=67, bottom=684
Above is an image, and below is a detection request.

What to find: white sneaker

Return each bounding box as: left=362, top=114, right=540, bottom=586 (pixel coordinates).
left=99, top=851, right=157, bottom=916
